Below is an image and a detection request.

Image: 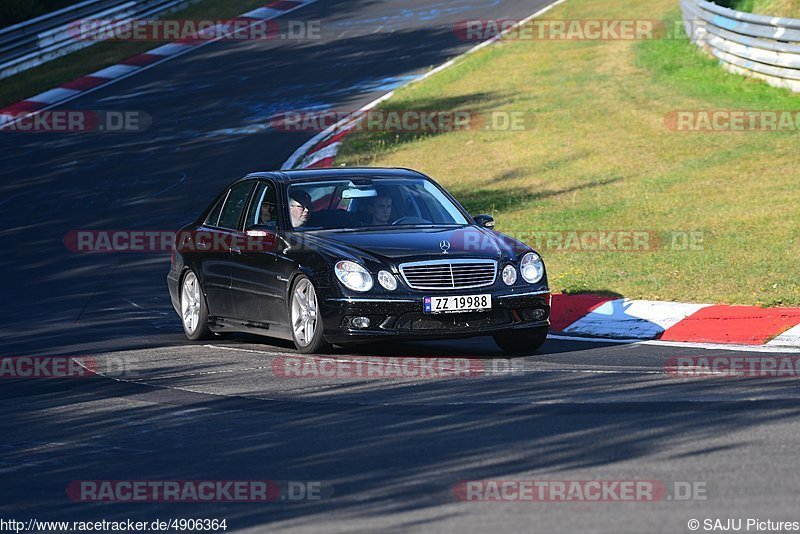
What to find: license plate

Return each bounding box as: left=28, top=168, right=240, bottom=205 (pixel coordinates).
left=423, top=294, right=492, bottom=314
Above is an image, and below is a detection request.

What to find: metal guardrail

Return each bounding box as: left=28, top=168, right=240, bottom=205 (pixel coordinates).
left=680, top=0, right=800, bottom=92
left=0, top=0, right=198, bottom=80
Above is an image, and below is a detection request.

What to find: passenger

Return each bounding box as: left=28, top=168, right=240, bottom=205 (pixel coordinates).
left=289, top=190, right=312, bottom=228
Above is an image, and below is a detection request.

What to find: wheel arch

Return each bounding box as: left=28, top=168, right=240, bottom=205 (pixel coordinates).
left=178, top=263, right=210, bottom=303
left=285, top=264, right=324, bottom=310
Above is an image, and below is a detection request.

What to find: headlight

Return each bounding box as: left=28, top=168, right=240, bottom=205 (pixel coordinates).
left=334, top=261, right=373, bottom=292
left=502, top=264, right=517, bottom=286
left=377, top=270, right=397, bottom=291
left=520, top=252, right=545, bottom=284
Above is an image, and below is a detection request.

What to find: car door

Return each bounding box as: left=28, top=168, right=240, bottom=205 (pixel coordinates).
left=229, top=180, right=284, bottom=325
left=203, top=180, right=256, bottom=319
left=194, top=193, right=230, bottom=318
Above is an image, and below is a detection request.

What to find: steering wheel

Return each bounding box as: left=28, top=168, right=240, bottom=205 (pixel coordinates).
left=392, top=216, right=431, bottom=226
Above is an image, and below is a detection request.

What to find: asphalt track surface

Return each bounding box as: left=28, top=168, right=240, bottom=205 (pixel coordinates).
left=2, top=0, right=800, bottom=532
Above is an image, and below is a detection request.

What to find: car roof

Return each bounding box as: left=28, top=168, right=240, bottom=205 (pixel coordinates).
left=243, top=167, right=428, bottom=184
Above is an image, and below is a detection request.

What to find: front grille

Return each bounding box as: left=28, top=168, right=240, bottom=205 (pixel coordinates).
left=399, top=259, right=497, bottom=290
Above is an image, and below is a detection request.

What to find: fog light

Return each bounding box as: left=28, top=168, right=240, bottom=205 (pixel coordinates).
left=378, top=270, right=397, bottom=291
left=352, top=317, right=371, bottom=329
left=532, top=309, right=546, bottom=320
left=502, top=264, right=517, bottom=286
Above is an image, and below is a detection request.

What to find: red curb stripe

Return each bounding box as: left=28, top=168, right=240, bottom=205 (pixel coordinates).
left=122, top=54, right=163, bottom=67
left=661, top=305, right=800, bottom=345
left=0, top=101, right=47, bottom=116
left=60, top=76, right=109, bottom=91
left=307, top=156, right=336, bottom=168
left=266, top=0, right=302, bottom=10
left=549, top=293, right=614, bottom=332
left=313, top=128, right=354, bottom=151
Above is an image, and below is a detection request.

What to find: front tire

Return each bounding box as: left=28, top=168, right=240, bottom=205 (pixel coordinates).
left=290, top=275, right=331, bottom=354
left=180, top=270, right=212, bottom=341
left=493, top=326, right=548, bottom=355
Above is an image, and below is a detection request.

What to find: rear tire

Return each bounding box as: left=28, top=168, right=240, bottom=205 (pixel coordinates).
left=493, top=326, right=548, bottom=355
left=290, top=275, right=331, bottom=354
left=180, top=270, right=212, bottom=341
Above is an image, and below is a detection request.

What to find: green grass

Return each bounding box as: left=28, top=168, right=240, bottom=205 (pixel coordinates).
left=0, top=0, right=271, bottom=107
left=338, top=0, right=800, bottom=306
left=732, top=0, right=800, bottom=18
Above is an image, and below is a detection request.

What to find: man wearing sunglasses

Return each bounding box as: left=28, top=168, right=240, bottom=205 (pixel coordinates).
left=289, top=189, right=312, bottom=228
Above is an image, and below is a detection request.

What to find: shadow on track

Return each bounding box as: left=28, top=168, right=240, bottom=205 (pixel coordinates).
left=2, top=358, right=800, bottom=528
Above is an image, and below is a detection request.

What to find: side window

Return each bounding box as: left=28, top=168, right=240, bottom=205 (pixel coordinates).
left=203, top=195, right=225, bottom=227
left=218, top=182, right=254, bottom=230
left=244, top=181, right=278, bottom=229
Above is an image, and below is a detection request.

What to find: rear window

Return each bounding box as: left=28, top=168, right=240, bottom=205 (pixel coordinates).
left=203, top=196, right=225, bottom=226
left=218, top=182, right=254, bottom=230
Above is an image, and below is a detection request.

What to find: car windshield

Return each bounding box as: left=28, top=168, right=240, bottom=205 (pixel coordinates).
left=286, top=178, right=471, bottom=231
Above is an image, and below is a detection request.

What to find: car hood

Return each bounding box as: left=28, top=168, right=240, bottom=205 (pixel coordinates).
left=317, top=226, right=531, bottom=263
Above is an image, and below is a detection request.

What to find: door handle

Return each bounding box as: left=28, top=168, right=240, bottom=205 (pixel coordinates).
left=231, top=245, right=241, bottom=255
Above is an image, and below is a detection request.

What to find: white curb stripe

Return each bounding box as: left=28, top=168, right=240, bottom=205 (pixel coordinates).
left=549, top=335, right=800, bottom=353
left=563, top=300, right=712, bottom=339
left=242, top=7, right=282, bottom=19
left=300, top=141, right=341, bottom=167
left=26, top=87, right=82, bottom=104
left=767, top=324, right=800, bottom=347
left=148, top=43, right=195, bottom=56
left=90, top=64, right=141, bottom=79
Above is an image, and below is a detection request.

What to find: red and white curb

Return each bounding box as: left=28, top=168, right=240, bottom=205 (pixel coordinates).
left=551, top=294, right=800, bottom=348
left=0, top=0, right=319, bottom=127
left=282, top=114, right=361, bottom=169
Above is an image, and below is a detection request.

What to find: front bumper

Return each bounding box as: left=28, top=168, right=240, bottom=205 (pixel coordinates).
left=321, top=288, right=551, bottom=343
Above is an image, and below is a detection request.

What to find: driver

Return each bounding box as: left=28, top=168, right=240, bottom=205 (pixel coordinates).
left=289, top=189, right=312, bottom=228
left=366, top=193, right=392, bottom=225
left=259, top=200, right=276, bottom=225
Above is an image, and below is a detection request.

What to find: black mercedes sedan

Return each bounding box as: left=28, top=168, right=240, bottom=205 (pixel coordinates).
left=167, top=167, right=551, bottom=354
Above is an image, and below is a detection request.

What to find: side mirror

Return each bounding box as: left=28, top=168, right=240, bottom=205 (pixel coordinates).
left=473, top=214, right=495, bottom=229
